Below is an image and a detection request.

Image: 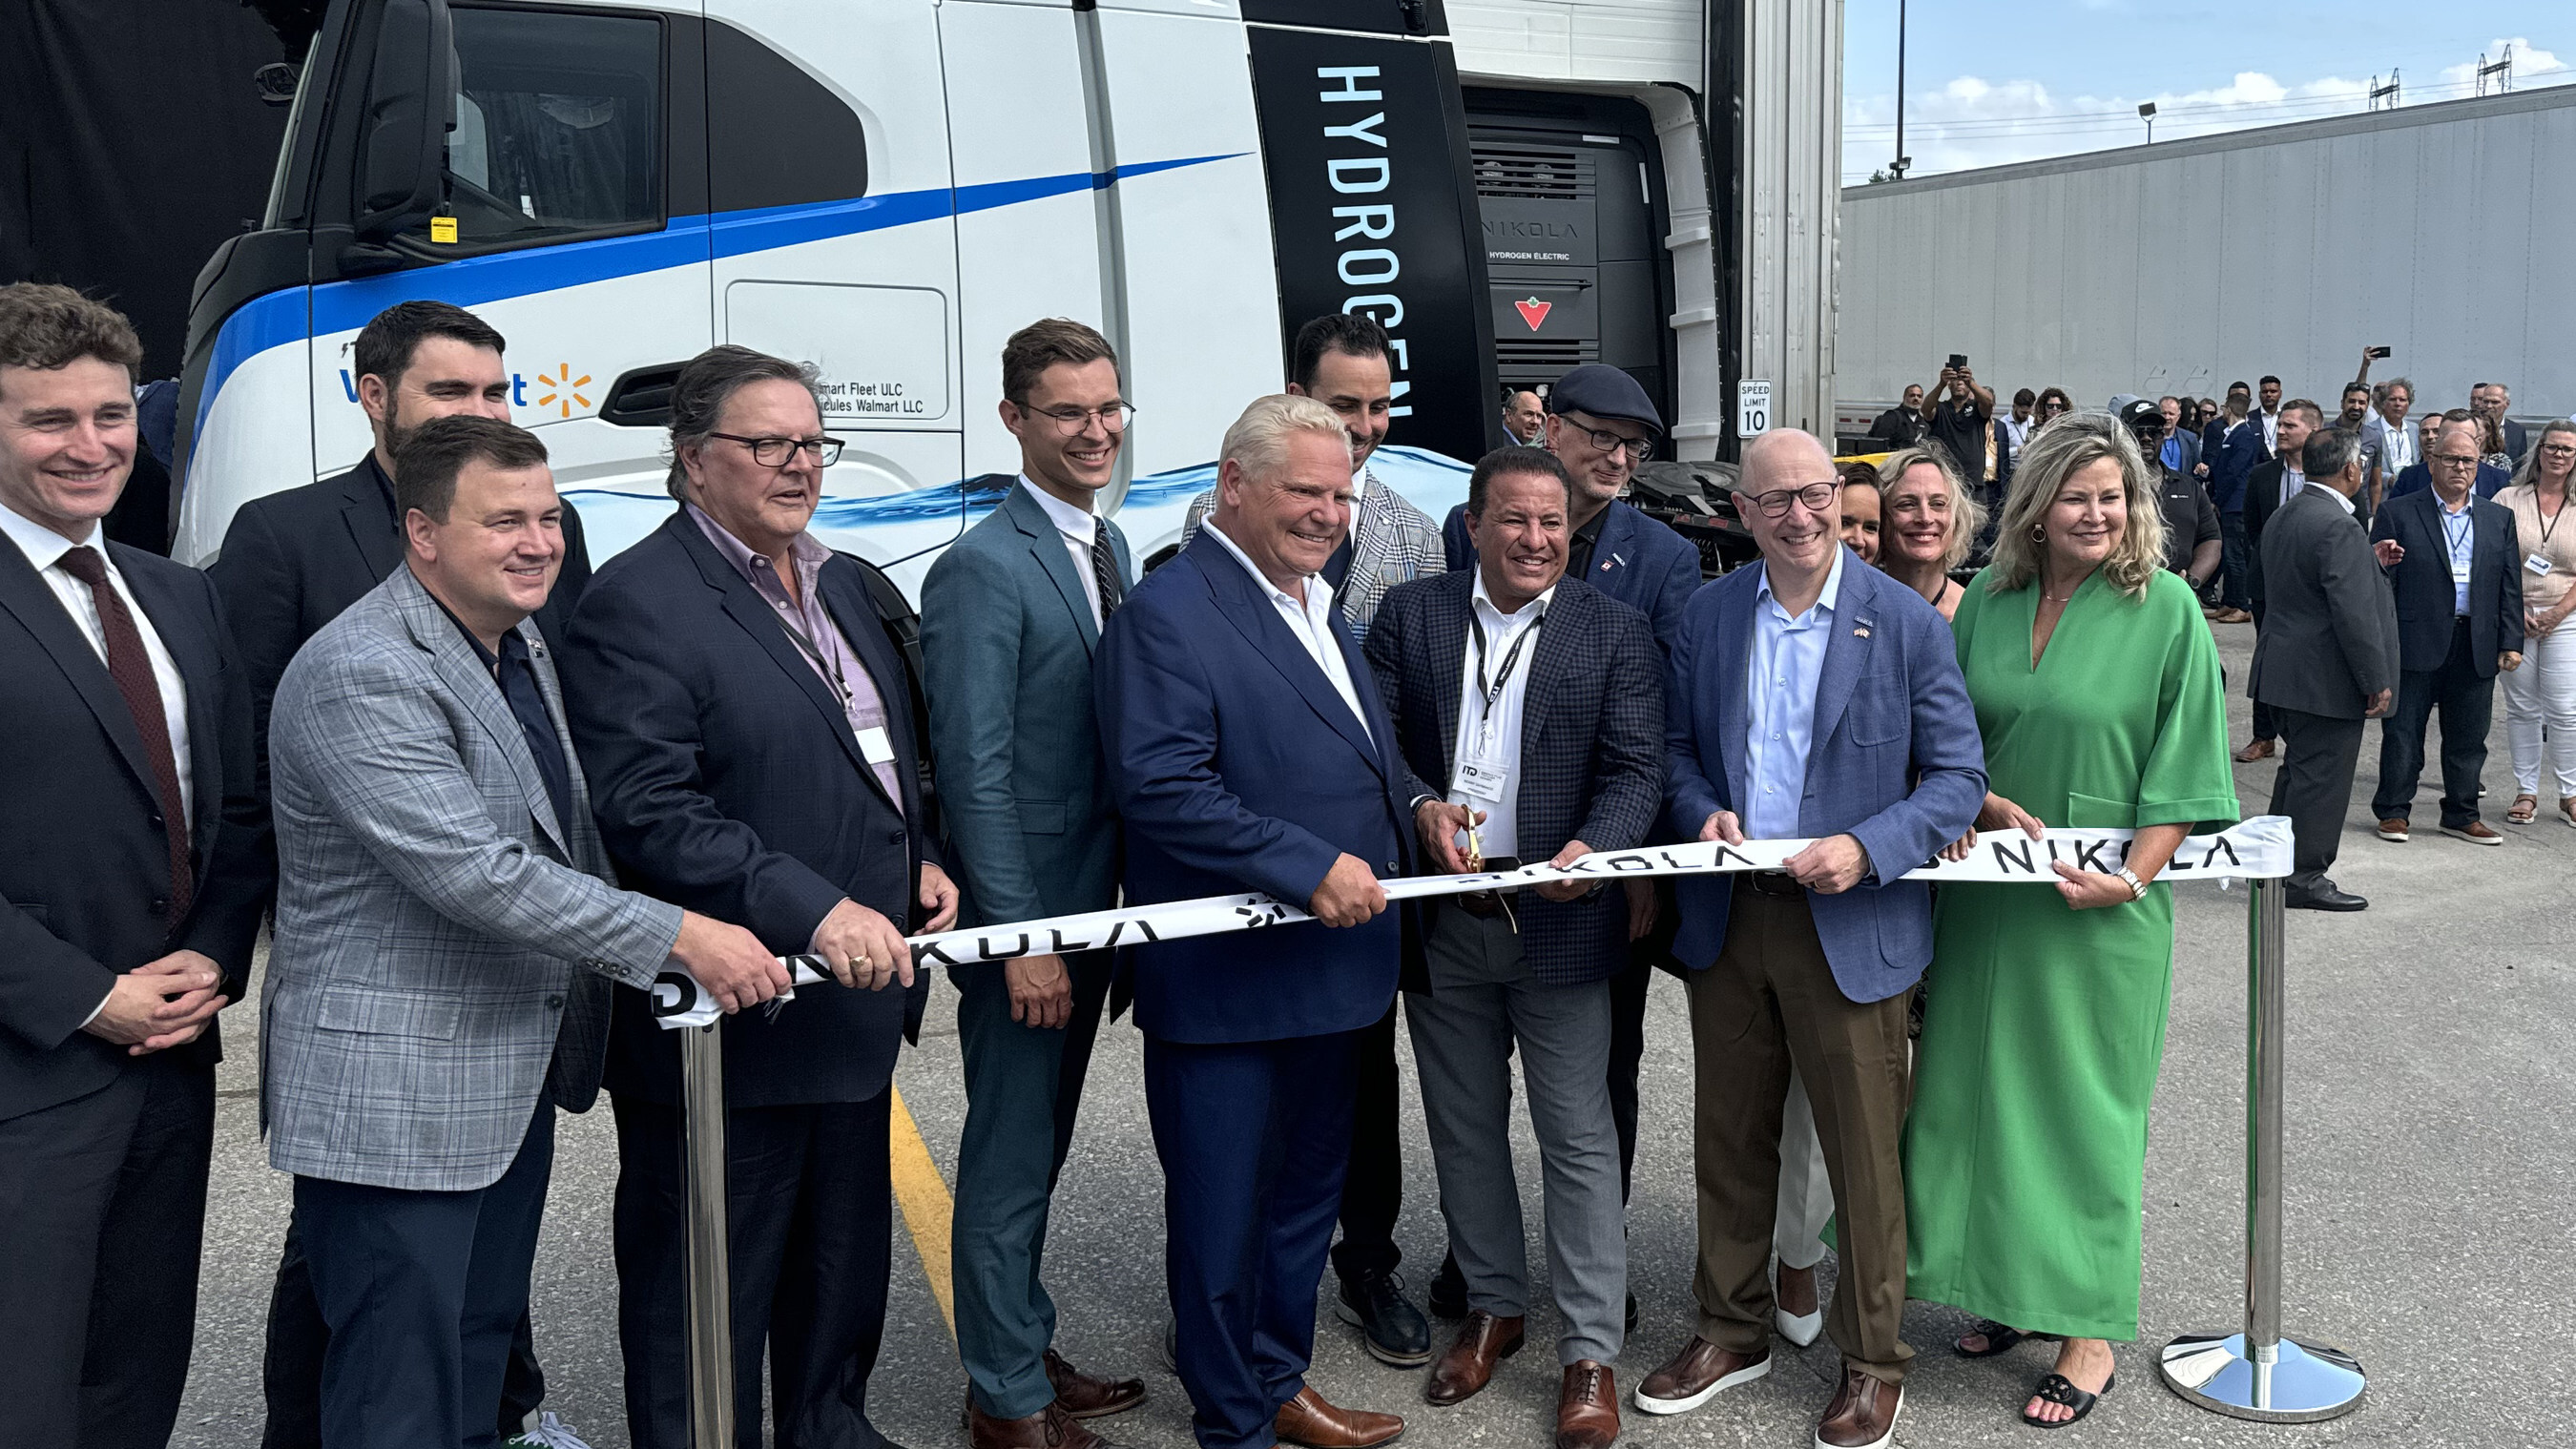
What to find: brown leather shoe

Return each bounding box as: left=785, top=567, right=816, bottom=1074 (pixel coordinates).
left=1815, top=1368, right=1902, bottom=1449
left=1424, top=1312, right=1524, bottom=1405
left=2376, top=818, right=2410, bottom=842
left=1276, top=1386, right=1403, bottom=1449
left=1046, top=1348, right=1146, bottom=1418
left=1555, top=1361, right=1619, bottom=1449
left=2441, top=820, right=2504, bottom=846
left=2233, top=737, right=2275, bottom=763
left=967, top=1401, right=1123, bottom=1449
left=1631, top=1336, right=1769, bottom=1416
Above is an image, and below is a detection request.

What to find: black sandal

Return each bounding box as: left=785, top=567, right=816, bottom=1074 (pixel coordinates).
left=2021, top=1370, right=2113, bottom=1429
left=1955, top=1319, right=2055, bottom=1357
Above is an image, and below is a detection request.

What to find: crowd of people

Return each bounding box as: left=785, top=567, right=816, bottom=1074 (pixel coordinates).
left=0, top=275, right=2541, bottom=1449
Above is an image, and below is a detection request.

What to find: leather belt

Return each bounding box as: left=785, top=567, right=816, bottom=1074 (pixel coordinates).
left=1742, top=870, right=1805, bottom=899
left=1453, top=857, right=1524, bottom=918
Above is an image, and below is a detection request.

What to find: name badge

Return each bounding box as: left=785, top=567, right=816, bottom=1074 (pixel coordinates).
left=2452, top=557, right=2474, bottom=585
left=855, top=726, right=897, bottom=765
left=1454, top=754, right=1510, bottom=803
left=2530, top=553, right=2555, bottom=577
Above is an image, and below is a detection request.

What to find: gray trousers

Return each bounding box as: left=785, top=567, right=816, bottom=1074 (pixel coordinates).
left=1405, top=908, right=1627, bottom=1365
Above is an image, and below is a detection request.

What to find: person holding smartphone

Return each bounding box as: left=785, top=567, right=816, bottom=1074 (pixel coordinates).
left=1922, top=356, right=1998, bottom=507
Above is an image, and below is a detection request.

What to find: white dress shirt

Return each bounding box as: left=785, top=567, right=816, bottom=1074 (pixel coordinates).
left=1446, top=572, right=1552, bottom=859
left=0, top=502, right=193, bottom=827
left=1201, top=519, right=1373, bottom=744
left=2279, top=464, right=2307, bottom=509
left=1744, top=549, right=1845, bottom=842
left=2258, top=408, right=2279, bottom=452
left=1019, top=474, right=1105, bottom=628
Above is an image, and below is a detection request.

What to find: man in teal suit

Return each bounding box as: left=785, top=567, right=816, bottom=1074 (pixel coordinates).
left=923, top=319, right=1145, bottom=1449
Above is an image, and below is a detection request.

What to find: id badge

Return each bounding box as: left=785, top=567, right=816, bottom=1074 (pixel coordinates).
left=855, top=725, right=898, bottom=765
left=2452, top=556, right=2474, bottom=585
left=1454, top=754, right=1510, bottom=802
left=2530, top=553, right=2555, bottom=578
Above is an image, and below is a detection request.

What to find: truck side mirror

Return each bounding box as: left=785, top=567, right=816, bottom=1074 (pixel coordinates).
left=351, top=0, right=454, bottom=244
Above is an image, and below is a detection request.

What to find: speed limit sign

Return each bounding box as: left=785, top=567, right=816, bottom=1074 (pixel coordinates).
left=1736, top=379, right=1773, bottom=439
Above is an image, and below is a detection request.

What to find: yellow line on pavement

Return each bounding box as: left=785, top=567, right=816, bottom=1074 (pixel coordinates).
left=888, top=1084, right=957, bottom=1336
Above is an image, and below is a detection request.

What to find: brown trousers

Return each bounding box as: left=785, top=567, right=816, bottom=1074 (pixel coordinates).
left=1686, top=881, right=1915, bottom=1384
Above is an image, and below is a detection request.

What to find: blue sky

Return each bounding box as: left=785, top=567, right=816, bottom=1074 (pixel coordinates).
left=1841, top=3, right=2570, bottom=182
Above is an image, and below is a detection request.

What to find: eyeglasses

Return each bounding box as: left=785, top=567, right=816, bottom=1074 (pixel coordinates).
left=1567, top=423, right=1654, bottom=462
left=1014, top=401, right=1135, bottom=435
left=1746, top=481, right=1839, bottom=517
left=2429, top=452, right=2482, bottom=468
left=2539, top=443, right=2576, bottom=459
left=2040, top=401, right=2068, bottom=414
left=709, top=432, right=843, bottom=467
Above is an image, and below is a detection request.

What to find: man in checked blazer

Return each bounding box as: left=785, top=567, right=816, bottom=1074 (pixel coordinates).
left=923, top=319, right=1145, bottom=1449
left=262, top=417, right=782, bottom=1448
left=1361, top=445, right=1665, bottom=1447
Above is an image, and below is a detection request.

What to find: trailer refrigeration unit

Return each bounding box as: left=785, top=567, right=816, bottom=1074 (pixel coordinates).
left=174, top=0, right=1842, bottom=587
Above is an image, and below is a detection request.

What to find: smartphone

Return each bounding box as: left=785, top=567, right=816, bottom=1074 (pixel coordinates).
left=1947, top=353, right=1968, bottom=370
left=2366, top=345, right=2392, bottom=360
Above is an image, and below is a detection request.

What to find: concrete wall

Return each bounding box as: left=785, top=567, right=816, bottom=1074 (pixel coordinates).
left=1839, top=86, right=2576, bottom=419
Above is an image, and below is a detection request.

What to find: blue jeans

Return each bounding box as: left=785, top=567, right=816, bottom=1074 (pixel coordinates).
left=2217, top=510, right=2253, bottom=611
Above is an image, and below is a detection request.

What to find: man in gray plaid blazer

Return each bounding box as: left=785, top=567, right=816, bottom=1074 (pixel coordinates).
left=1361, top=445, right=1665, bottom=1444
left=262, top=417, right=781, bottom=1449
left=1178, top=312, right=1448, bottom=1360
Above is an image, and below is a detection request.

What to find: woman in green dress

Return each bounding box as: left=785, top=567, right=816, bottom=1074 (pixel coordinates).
left=1901, top=413, right=2238, bottom=1429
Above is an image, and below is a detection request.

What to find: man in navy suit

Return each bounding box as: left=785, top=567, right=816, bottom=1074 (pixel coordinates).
left=1095, top=395, right=1434, bottom=1449
left=561, top=346, right=961, bottom=1449
left=2367, top=423, right=2525, bottom=844
left=923, top=318, right=1144, bottom=1449
left=2387, top=410, right=2513, bottom=502
left=1633, top=429, right=1984, bottom=1449
left=0, top=283, right=272, bottom=1449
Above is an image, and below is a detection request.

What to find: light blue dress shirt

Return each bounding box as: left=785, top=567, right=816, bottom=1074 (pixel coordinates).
left=2438, top=493, right=2475, bottom=616
left=1744, top=548, right=1846, bottom=841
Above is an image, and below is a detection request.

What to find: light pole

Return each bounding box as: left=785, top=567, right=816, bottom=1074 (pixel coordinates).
left=2139, top=101, right=2157, bottom=144
left=1892, top=0, right=1907, bottom=177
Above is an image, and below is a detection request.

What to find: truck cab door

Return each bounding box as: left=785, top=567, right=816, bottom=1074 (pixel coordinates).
left=706, top=0, right=963, bottom=595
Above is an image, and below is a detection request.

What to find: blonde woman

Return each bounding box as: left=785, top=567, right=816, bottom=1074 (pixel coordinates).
left=2499, top=419, right=2576, bottom=826
left=1904, top=413, right=2237, bottom=1429
left=1870, top=445, right=1986, bottom=619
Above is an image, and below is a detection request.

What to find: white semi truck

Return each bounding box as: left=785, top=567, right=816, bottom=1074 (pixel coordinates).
left=175, top=0, right=1842, bottom=587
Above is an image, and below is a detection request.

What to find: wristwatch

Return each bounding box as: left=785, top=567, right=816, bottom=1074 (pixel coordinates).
left=2115, top=865, right=2149, bottom=900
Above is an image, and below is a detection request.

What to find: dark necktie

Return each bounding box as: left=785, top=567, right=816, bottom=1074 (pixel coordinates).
left=59, top=546, right=193, bottom=923
left=1090, top=527, right=1124, bottom=621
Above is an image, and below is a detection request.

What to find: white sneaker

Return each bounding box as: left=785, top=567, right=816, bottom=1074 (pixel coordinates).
left=506, top=1412, right=594, bottom=1449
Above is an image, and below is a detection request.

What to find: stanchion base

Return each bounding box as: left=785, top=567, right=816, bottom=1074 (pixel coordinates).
left=2159, top=1333, right=2365, bottom=1422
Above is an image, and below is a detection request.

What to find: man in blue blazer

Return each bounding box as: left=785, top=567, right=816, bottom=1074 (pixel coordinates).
left=2366, top=439, right=2525, bottom=843
left=1095, top=395, right=1437, bottom=1449
left=923, top=319, right=1144, bottom=1449
left=2387, top=412, right=2512, bottom=502
left=560, top=347, right=961, bottom=1449
left=1633, top=429, right=1984, bottom=1449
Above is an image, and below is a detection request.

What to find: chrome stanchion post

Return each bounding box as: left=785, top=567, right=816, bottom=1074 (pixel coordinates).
left=682, top=1021, right=736, bottom=1448
left=2159, top=876, right=2366, bottom=1421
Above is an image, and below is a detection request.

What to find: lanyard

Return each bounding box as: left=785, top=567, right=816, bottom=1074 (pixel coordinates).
left=2441, top=505, right=2474, bottom=562
left=1469, top=607, right=1545, bottom=737
left=758, top=560, right=854, bottom=708
left=2538, top=492, right=2566, bottom=549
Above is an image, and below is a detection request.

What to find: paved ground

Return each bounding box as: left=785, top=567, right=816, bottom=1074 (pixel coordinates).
left=174, top=624, right=2575, bottom=1448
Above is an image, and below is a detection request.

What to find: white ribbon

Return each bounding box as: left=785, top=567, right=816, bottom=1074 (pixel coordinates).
left=649, top=817, right=2293, bottom=1029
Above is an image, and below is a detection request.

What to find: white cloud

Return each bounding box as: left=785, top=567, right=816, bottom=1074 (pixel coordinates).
left=1845, top=45, right=2571, bottom=182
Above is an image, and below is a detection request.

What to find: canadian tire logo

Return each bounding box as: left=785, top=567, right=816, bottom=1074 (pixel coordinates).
left=1514, top=297, right=1552, bottom=331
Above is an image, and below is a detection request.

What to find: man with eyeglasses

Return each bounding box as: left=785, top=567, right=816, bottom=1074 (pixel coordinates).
left=2366, top=415, right=2524, bottom=847
left=558, top=344, right=963, bottom=1449
left=214, top=299, right=594, bottom=1449
left=923, top=318, right=1146, bottom=1449
left=2387, top=408, right=2513, bottom=503
left=1638, top=428, right=1983, bottom=1449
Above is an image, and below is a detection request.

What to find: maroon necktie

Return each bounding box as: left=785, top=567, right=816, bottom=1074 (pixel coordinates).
left=58, top=546, right=193, bottom=923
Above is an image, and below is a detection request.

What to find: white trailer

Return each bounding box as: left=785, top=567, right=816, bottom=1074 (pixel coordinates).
left=174, top=0, right=1842, bottom=586
left=1837, top=84, right=2576, bottom=427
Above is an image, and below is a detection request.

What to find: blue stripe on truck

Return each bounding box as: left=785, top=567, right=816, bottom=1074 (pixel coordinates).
left=192, top=153, right=1244, bottom=445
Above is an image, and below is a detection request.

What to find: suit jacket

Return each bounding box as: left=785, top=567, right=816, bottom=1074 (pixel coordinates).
left=1095, top=531, right=1429, bottom=1044
left=1364, top=571, right=1664, bottom=987
left=2503, top=417, right=2529, bottom=466
left=1180, top=464, right=1444, bottom=636
left=1449, top=498, right=1701, bottom=653
left=920, top=481, right=1132, bottom=939
left=2250, top=486, right=2400, bottom=718
left=1661, top=549, right=1985, bottom=1004
left=261, top=566, right=675, bottom=1190
left=2243, top=459, right=2299, bottom=602
left=207, top=452, right=593, bottom=782
left=563, top=508, right=939, bottom=1107
left=2160, top=424, right=2201, bottom=481
left=2370, top=487, right=2524, bottom=674
left=2208, top=417, right=2270, bottom=513
left=0, top=534, right=270, bottom=1121
left=1992, top=416, right=2018, bottom=496
left=2387, top=458, right=2512, bottom=503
